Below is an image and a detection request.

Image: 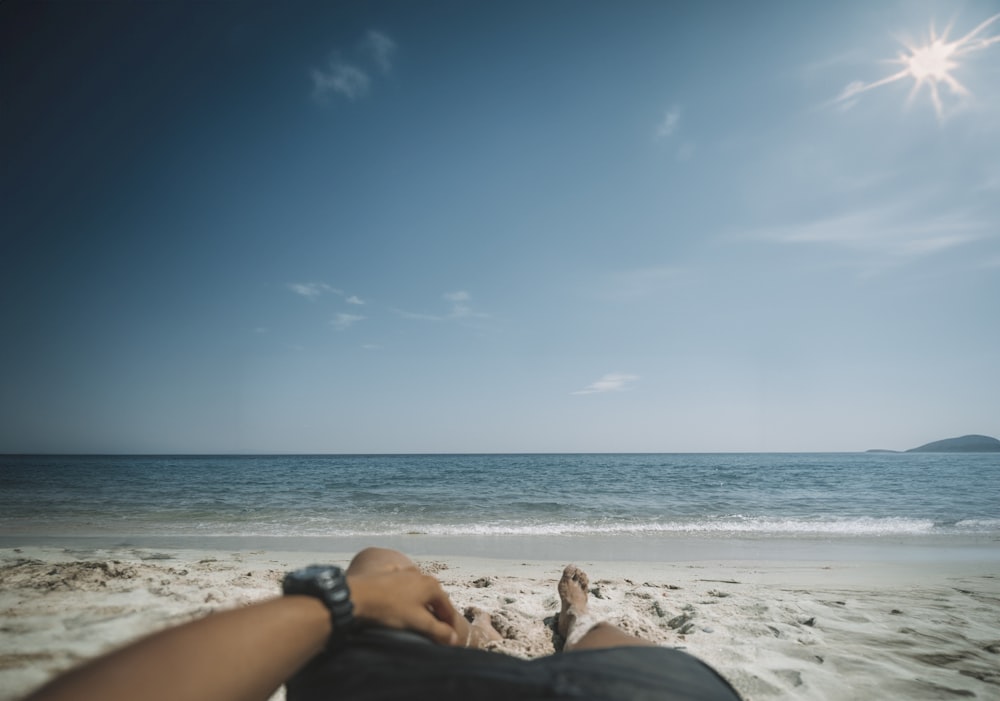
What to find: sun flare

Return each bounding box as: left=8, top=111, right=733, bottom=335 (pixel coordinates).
left=907, top=37, right=958, bottom=81
left=837, top=13, right=1000, bottom=120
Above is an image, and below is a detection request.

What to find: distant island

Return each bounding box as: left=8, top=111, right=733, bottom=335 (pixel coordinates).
left=866, top=434, right=1000, bottom=453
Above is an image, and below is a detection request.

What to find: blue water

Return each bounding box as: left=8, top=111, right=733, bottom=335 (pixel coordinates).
left=1, top=453, right=998, bottom=540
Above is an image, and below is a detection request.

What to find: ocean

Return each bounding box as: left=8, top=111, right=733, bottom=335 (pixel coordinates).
left=2, top=453, right=998, bottom=560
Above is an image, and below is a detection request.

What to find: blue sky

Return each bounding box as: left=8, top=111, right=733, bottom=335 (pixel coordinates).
left=2, top=0, right=998, bottom=453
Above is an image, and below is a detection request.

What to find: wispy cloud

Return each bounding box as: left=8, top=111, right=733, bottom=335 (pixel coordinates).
left=288, top=282, right=370, bottom=306
left=801, top=48, right=867, bottom=78
left=363, top=30, right=396, bottom=74
left=288, top=282, right=341, bottom=299
left=443, top=290, right=481, bottom=318
left=572, top=373, right=640, bottom=395
left=331, top=313, right=365, bottom=330
left=395, top=309, right=446, bottom=322
left=395, top=291, right=488, bottom=322
left=655, top=106, right=681, bottom=140
left=743, top=203, right=989, bottom=260
left=654, top=106, right=695, bottom=160
left=312, top=30, right=397, bottom=103
left=594, top=265, right=684, bottom=301
left=311, top=62, right=370, bottom=102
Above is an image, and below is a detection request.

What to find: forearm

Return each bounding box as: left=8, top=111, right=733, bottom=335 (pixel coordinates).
left=24, top=595, right=330, bottom=701
left=22, top=565, right=460, bottom=701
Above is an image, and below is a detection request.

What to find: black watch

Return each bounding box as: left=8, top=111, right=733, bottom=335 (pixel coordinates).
left=282, top=565, right=356, bottom=642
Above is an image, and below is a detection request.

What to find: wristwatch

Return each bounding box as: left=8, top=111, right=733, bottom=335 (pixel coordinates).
left=282, top=565, right=356, bottom=642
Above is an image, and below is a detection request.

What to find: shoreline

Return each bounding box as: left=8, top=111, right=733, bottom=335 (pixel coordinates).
left=2, top=533, right=998, bottom=563
left=2, top=544, right=999, bottom=700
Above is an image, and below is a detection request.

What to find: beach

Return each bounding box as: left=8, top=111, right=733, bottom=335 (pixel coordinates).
left=2, top=544, right=998, bottom=701
left=3, top=453, right=998, bottom=699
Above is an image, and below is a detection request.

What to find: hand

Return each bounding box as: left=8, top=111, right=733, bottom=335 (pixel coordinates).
left=347, top=568, right=460, bottom=645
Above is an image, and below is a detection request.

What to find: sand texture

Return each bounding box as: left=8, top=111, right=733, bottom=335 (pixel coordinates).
left=1, top=547, right=998, bottom=700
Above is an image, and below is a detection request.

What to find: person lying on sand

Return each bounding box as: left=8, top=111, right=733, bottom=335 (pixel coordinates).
left=22, top=547, right=742, bottom=701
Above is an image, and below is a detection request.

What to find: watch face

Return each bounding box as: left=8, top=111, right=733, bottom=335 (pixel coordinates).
left=283, top=565, right=346, bottom=594
left=296, top=565, right=336, bottom=581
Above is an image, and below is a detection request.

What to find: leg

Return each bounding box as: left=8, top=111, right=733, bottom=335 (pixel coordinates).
left=346, top=548, right=501, bottom=648
left=558, top=565, right=656, bottom=652
left=345, top=546, right=419, bottom=577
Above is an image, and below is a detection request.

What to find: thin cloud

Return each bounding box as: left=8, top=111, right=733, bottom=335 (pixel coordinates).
left=829, top=81, right=866, bottom=113
left=573, top=373, right=640, bottom=395
left=363, top=31, right=396, bottom=74
left=394, top=309, right=444, bottom=321
left=800, top=49, right=867, bottom=111
left=594, top=265, right=684, bottom=301
left=443, top=290, right=483, bottom=319
left=395, top=291, right=488, bottom=322
left=311, top=62, right=370, bottom=102
left=800, top=48, right=867, bottom=77
left=655, top=107, right=681, bottom=140
left=331, top=313, right=365, bottom=330
left=743, top=203, right=989, bottom=260
left=288, top=282, right=341, bottom=299
left=312, top=30, right=397, bottom=103
left=346, top=295, right=365, bottom=305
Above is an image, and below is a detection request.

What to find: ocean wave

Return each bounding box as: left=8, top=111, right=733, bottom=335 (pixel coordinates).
left=951, top=518, right=1000, bottom=532
left=381, top=517, right=940, bottom=537
left=8, top=514, right=998, bottom=539
left=119, top=515, right=958, bottom=538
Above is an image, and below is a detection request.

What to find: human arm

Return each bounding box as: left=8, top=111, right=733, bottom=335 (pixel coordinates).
left=23, top=567, right=461, bottom=701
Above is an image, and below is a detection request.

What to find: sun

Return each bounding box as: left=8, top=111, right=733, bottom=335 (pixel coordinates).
left=836, top=13, right=1000, bottom=120
left=906, top=36, right=959, bottom=81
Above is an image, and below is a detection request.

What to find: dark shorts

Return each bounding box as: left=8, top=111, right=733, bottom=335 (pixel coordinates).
left=287, top=629, right=743, bottom=701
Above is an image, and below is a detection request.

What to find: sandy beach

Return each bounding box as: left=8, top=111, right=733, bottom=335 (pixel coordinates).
left=2, top=545, right=998, bottom=701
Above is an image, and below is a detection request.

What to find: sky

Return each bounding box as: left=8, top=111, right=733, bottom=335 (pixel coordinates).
left=2, top=0, right=999, bottom=454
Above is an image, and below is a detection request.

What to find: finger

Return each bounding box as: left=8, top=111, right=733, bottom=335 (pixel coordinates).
left=413, top=611, right=459, bottom=645
left=420, top=579, right=460, bottom=625
left=429, top=594, right=460, bottom=627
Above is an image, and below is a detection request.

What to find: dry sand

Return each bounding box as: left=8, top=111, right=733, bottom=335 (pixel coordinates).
left=1, top=546, right=998, bottom=700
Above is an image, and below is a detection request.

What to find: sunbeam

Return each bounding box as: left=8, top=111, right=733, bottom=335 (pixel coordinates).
left=836, top=12, right=1000, bottom=120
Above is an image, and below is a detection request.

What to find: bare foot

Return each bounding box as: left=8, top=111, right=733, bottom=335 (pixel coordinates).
left=557, top=564, right=590, bottom=639
left=463, top=606, right=503, bottom=647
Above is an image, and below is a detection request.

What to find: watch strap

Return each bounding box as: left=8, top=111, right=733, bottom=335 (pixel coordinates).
left=282, top=565, right=356, bottom=642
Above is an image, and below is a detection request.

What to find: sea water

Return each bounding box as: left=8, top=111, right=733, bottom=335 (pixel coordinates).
left=2, top=454, right=998, bottom=552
